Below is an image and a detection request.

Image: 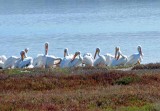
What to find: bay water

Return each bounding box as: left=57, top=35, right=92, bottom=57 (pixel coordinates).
left=0, top=0, right=160, bottom=63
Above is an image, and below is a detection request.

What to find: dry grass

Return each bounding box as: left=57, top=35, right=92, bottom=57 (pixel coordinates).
left=132, top=63, right=160, bottom=70
left=0, top=65, right=160, bottom=111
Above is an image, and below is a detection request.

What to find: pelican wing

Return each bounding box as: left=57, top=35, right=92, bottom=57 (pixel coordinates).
left=45, top=55, right=58, bottom=68
left=126, top=53, right=141, bottom=65
left=94, top=55, right=106, bottom=67
left=83, top=55, right=94, bottom=66
left=104, top=53, right=114, bottom=65
left=33, top=55, right=46, bottom=68
left=18, top=57, right=33, bottom=68
left=68, top=58, right=83, bottom=67
left=109, top=57, right=127, bottom=67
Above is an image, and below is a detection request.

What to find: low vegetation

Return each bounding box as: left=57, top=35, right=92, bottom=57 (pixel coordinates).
left=132, top=63, right=160, bottom=70
left=0, top=64, right=160, bottom=111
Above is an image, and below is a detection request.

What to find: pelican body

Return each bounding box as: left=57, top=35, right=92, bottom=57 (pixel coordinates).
left=82, top=53, right=94, bottom=67
left=104, top=53, right=115, bottom=66
left=0, top=55, right=7, bottom=69
left=16, top=50, right=33, bottom=68
left=33, top=54, right=45, bottom=68
left=0, top=55, right=7, bottom=63
left=60, top=48, right=73, bottom=68
left=109, top=47, right=127, bottom=66
left=3, top=56, right=20, bottom=69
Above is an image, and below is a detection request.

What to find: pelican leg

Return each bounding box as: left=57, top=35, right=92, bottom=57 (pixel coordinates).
left=135, top=60, right=140, bottom=65
left=137, top=60, right=141, bottom=65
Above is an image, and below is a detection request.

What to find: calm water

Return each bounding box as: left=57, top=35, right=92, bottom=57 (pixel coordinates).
left=0, top=0, right=160, bottom=63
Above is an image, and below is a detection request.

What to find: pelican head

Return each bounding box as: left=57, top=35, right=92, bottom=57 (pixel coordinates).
left=115, top=47, right=120, bottom=58
left=45, top=42, right=49, bottom=55
left=117, top=47, right=120, bottom=51
left=20, top=51, right=25, bottom=61
left=94, top=48, right=100, bottom=59
left=71, top=51, right=80, bottom=62
left=25, top=48, right=29, bottom=53
left=64, top=48, right=68, bottom=57
left=137, top=45, right=143, bottom=56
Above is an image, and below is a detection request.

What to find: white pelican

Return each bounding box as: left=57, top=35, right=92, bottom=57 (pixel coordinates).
left=82, top=53, right=94, bottom=67
left=60, top=50, right=94, bottom=68
left=33, top=42, right=61, bottom=68
left=60, top=51, right=83, bottom=68
left=33, top=43, right=50, bottom=68
left=4, top=48, right=33, bottom=69
left=0, top=55, right=7, bottom=69
left=93, top=48, right=106, bottom=67
left=125, top=46, right=143, bottom=65
left=3, top=56, right=20, bottom=69
left=109, top=47, right=128, bottom=66
left=60, top=48, right=73, bottom=68
left=44, top=42, right=62, bottom=68
left=0, top=55, right=7, bottom=63
left=68, top=51, right=83, bottom=67
left=18, top=51, right=33, bottom=68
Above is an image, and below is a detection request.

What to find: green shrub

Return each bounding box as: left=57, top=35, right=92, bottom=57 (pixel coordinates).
left=119, top=104, right=159, bottom=111
left=114, top=76, right=140, bottom=85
